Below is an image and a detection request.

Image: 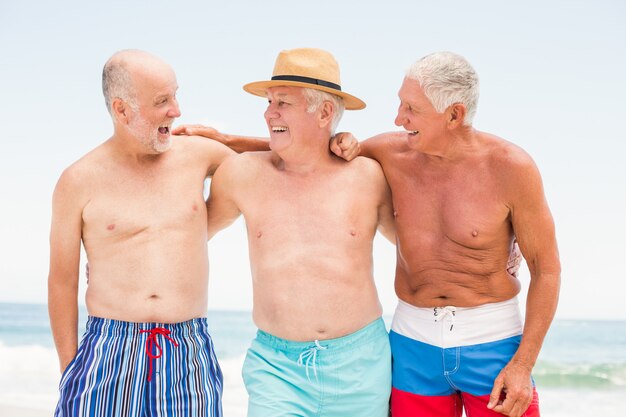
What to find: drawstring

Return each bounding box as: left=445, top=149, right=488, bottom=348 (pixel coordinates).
left=434, top=306, right=456, bottom=331
left=297, top=340, right=327, bottom=382
left=140, top=327, right=179, bottom=381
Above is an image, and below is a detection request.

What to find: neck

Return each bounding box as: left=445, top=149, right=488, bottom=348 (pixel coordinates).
left=273, top=138, right=334, bottom=174
left=108, top=131, right=165, bottom=165
left=423, top=126, right=478, bottom=162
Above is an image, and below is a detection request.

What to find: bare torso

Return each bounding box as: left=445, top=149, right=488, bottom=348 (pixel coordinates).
left=373, top=132, right=521, bottom=307
left=79, top=137, right=222, bottom=322
left=219, top=153, right=389, bottom=340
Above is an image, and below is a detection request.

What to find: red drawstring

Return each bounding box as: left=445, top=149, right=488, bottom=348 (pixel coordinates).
left=140, top=327, right=179, bottom=381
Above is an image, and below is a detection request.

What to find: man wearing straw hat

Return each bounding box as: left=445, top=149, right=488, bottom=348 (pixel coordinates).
left=203, top=48, right=395, bottom=416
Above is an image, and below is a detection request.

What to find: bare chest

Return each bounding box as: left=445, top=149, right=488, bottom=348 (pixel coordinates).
left=238, top=170, right=379, bottom=243
left=82, top=168, right=207, bottom=241
left=386, top=160, right=512, bottom=250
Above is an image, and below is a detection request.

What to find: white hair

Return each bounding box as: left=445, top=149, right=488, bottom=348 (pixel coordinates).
left=102, top=51, right=139, bottom=115
left=406, top=51, right=479, bottom=125
left=302, top=88, right=345, bottom=135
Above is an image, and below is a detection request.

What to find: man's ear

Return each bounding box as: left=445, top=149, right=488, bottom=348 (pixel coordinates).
left=447, top=103, right=467, bottom=129
left=319, top=100, right=334, bottom=128
left=112, top=98, right=130, bottom=125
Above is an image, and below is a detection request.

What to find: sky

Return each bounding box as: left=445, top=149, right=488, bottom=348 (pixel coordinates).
left=0, top=0, right=625, bottom=320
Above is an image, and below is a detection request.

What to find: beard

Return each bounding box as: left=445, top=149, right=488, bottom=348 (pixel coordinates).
left=128, top=113, right=171, bottom=154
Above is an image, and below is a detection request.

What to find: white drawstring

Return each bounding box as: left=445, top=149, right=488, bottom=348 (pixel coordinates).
left=297, top=340, right=327, bottom=382
left=434, top=306, right=456, bottom=331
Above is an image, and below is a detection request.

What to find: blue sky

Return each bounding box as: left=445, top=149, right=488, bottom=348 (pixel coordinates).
left=1, top=0, right=625, bottom=320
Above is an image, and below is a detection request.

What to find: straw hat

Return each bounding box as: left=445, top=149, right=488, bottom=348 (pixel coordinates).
left=243, top=48, right=366, bottom=110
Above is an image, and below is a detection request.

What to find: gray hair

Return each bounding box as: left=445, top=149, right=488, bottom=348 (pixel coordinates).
left=406, top=51, right=479, bottom=125
left=102, top=52, right=139, bottom=115
left=302, top=88, right=345, bottom=135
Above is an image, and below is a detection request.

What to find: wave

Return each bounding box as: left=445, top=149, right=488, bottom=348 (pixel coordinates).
left=534, top=360, right=626, bottom=389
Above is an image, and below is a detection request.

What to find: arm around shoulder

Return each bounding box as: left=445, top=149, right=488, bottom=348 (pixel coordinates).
left=360, top=131, right=405, bottom=161
left=174, top=124, right=270, bottom=154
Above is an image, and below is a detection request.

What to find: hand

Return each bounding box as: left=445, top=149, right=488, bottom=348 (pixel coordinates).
left=506, top=240, right=523, bottom=277
left=487, top=361, right=534, bottom=417
left=330, top=132, right=360, bottom=161
left=172, top=124, right=221, bottom=139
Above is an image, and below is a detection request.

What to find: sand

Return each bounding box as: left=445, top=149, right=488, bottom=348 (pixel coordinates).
left=0, top=404, right=52, bottom=417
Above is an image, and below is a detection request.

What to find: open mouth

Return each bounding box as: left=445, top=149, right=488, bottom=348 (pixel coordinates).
left=158, top=125, right=170, bottom=135
left=408, top=130, right=419, bottom=136
left=272, top=126, right=288, bottom=133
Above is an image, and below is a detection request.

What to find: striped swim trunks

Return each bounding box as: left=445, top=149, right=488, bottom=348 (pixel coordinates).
left=389, top=298, right=540, bottom=417
left=55, top=316, right=223, bottom=416
left=243, top=318, right=391, bottom=417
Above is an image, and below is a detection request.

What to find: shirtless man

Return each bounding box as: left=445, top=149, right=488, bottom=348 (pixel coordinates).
left=204, top=48, right=395, bottom=417
left=48, top=50, right=232, bottom=416
left=354, top=52, right=560, bottom=417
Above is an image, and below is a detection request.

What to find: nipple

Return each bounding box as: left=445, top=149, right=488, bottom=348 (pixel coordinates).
left=472, top=230, right=478, bottom=237
left=257, top=231, right=263, bottom=238
left=350, top=230, right=357, bottom=237
left=107, top=224, right=116, bottom=231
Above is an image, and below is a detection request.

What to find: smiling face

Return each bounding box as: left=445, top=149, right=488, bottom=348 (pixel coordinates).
left=395, top=77, right=448, bottom=152
left=126, top=62, right=181, bottom=154
left=263, top=86, right=322, bottom=153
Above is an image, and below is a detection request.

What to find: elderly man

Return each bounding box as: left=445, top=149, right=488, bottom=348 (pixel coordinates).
left=48, top=50, right=233, bottom=416
left=204, top=48, right=395, bottom=417
left=351, top=52, right=560, bottom=417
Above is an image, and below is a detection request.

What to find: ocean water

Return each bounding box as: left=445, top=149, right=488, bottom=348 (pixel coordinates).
left=1, top=303, right=624, bottom=416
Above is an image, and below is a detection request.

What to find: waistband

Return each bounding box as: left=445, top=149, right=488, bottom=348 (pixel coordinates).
left=391, top=298, right=523, bottom=348
left=255, top=317, right=387, bottom=352
left=85, top=315, right=209, bottom=337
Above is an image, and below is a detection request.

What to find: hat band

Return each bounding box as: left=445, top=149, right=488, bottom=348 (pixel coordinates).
left=271, top=75, right=342, bottom=92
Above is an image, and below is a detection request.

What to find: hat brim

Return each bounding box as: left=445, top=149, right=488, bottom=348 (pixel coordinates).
left=243, top=80, right=366, bottom=110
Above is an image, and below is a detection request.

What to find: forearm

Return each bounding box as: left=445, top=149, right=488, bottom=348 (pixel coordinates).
left=511, top=271, right=560, bottom=369
left=48, top=279, right=79, bottom=372
left=222, top=134, right=269, bottom=153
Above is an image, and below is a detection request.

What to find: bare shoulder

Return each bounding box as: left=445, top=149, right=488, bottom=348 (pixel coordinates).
left=215, top=150, right=269, bottom=179
left=53, top=143, right=111, bottom=205
left=349, top=155, right=385, bottom=178
left=171, top=135, right=236, bottom=176
left=482, top=132, right=537, bottom=173
left=173, top=134, right=235, bottom=160
left=481, top=132, right=544, bottom=199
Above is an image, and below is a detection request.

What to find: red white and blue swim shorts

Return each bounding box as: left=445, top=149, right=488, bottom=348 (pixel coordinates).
left=389, top=297, right=540, bottom=417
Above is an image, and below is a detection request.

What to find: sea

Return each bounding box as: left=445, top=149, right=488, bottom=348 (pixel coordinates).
left=0, top=302, right=624, bottom=416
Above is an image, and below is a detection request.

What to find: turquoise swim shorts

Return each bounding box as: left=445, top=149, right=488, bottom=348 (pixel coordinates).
left=242, top=318, right=391, bottom=417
